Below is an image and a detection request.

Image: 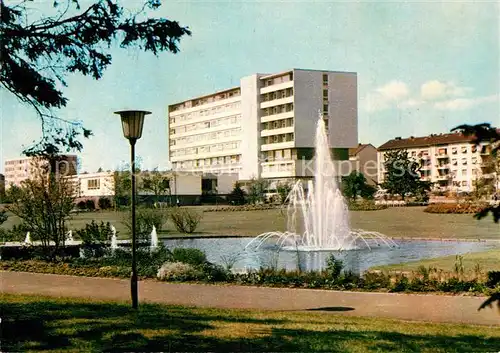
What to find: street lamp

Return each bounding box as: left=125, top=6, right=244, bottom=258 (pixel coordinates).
left=115, top=110, right=151, bottom=309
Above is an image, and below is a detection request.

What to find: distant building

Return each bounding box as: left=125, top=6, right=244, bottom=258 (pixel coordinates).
left=4, top=155, right=78, bottom=188
left=168, top=68, right=358, bottom=184
left=349, top=143, right=378, bottom=185
left=378, top=132, right=499, bottom=193
left=0, top=173, right=5, bottom=199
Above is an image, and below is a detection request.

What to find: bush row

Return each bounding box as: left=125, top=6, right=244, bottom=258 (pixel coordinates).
left=424, top=203, right=487, bottom=214
left=347, top=201, right=388, bottom=211
left=2, top=253, right=499, bottom=295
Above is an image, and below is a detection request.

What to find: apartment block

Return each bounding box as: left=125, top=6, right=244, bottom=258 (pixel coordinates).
left=3, top=155, right=78, bottom=188
left=348, top=143, right=378, bottom=185
left=378, top=133, right=499, bottom=193
left=168, top=69, right=358, bottom=183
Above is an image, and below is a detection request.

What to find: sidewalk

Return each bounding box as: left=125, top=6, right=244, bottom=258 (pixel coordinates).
left=1, top=271, right=499, bottom=326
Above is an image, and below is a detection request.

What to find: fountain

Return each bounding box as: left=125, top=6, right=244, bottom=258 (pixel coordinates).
left=110, top=225, right=118, bottom=252
left=66, top=230, right=73, bottom=243
left=24, top=232, right=32, bottom=245
left=150, top=225, right=158, bottom=252
left=247, top=116, right=397, bottom=252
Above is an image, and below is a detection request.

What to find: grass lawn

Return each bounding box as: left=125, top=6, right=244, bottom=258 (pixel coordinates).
left=371, top=248, right=500, bottom=273
left=1, top=294, right=499, bottom=352
left=3, top=206, right=498, bottom=240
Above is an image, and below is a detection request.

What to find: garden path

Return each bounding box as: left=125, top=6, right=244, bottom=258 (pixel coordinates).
left=1, top=271, right=498, bottom=326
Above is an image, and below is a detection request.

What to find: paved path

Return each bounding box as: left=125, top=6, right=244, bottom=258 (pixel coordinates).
left=2, top=271, right=499, bottom=326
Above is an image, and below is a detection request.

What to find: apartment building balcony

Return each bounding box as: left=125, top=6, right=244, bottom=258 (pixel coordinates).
left=260, top=126, right=294, bottom=137
left=436, top=164, right=450, bottom=169
left=260, top=80, right=294, bottom=95
left=261, top=141, right=295, bottom=152
left=169, top=96, right=241, bottom=117
left=261, top=110, right=294, bottom=123
left=436, top=154, right=449, bottom=160
left=260, top=96, right=293, bottom=109
left=261, top=160, right=296, bottom=178
left=436, top=175, right=450, bottom=181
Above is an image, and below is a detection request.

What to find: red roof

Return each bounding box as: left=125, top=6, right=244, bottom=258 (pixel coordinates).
left=378, top=132, right=476, bottom=151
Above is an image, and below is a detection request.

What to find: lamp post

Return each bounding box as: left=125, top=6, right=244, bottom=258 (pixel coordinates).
left=115, top=110, right=151, bottom=309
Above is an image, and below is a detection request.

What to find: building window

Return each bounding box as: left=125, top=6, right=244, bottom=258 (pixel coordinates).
left=323, top=104, right=328, bottom=114
left=322, top=74, right=328, bottom=85
left=87, top=179, right=100, bottom=190
left=461, top=169, right=467, bottom=175
left=461, top=146, right=467, bottom=153
left=323, top=89, right=328, bottom=99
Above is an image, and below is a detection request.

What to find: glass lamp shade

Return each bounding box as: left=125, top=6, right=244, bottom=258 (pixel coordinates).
left=115, top=110, right=151, bottom=140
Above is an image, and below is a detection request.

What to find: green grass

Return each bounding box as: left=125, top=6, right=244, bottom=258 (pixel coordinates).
left=371, top=248, right=500, bottom=273
left=2, top=293, right=499, bottom=352
left=2, top=206, right=498, bottom=239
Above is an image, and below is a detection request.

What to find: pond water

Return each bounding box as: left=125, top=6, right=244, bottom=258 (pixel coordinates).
left=163, top=237, right=500, bottom=273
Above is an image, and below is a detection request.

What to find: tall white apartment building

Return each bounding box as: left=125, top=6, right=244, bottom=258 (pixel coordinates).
left=377, top=133, right=499, bottom=193
left=3, top=155, right=78, bottom=188
left=168, top=69, right=358, bottom=182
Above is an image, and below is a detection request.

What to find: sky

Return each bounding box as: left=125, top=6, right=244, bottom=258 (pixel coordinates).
left=1, top=0, right=499, bottom=173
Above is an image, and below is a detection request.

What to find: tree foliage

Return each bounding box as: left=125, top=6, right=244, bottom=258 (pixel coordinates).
left=7, top=158, right=76, bottom=259
left=0, top=210, right=8, bottom=225
left=452, top=123, right=499, bottom=223
left=381, top=150, right=430, bottom=200
left=276, top=182, right=293, bottom=204
left=1, top=0, right=191, bottom=156
left=341, top=171, right=376, bottom=201
left=228, top=183, right=247, bottom=205
left=139, top=169, right=170, bottom=201
left=247, top=178, right=269, bottom=204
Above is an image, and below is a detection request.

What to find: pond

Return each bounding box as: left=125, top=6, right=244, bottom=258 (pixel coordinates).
left=163, top=237, right=499, bottom=273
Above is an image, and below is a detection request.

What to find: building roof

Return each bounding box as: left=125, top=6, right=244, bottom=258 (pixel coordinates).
left=348, top=143, right=375, bottom=157
left=378, top=132, right=476, bottom=151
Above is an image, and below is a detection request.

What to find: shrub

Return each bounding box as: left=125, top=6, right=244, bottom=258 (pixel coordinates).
left=325, top=254, right=344, bottom=280
left=486, top=271, right=500, bottom=288
left=123, top=208, right=167, bottom=242
left=98, top=197, right=112, bottom=210
left=85, top=199, right=95, bottom=211
left=391, top=275, right=410, bottom=292
left=348, top=200, right=388, bottom=211
left=157, top=262, right=202, bottom=281
left=172, top=248, right=207, bottom=266
left=362, top=271, right=391, bottom=290
left=75, top=221, right=112, bottom=258
left=76, top=201, right=87, bottom=210
left=170, top=208, right=202, bottom=233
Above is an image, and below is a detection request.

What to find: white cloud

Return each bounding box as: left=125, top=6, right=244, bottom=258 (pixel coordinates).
left=364, top=80, right=409, bottom=112
left=434, top=94, right=499, bottom=110
left=420, top=80, right=472, bottom=100
left=376, top=80, right=409, bottom=100
left=398, top=99, right=423, bottom=109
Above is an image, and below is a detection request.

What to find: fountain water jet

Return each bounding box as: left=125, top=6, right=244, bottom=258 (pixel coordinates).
left=110, top=225, right=118, bottom=252
left=247, top=116, right=397, bottom=252
left=150, top=225, right=158, bottom=252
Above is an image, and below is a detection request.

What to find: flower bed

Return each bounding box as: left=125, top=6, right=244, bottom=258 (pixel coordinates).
left=204, top=204, right=280, bottom=212
left=424, top=203, right=487, bottom=214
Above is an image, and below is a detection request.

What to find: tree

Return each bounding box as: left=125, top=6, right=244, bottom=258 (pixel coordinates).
left=7, top=158, right=76, bottom=259
left=341, top=171, right=376, bottom=202
left=247, top=178, right=269, bottom=204
left=139, top=169, right=170, bottom=203
left=451, top=123, right=500, bottom=312
left=452, top=123, right=499, bottom=222
left=113, top=170, right=132, bottom=207
left=381, top=150, right=429, bottom=200
left=0, top=210, right=7, bottom=225
left=228, top=183, right=247, bottom=205
left=276, top=182, right=293, bottom=204
left=1, top=0, right=191, bottom=156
